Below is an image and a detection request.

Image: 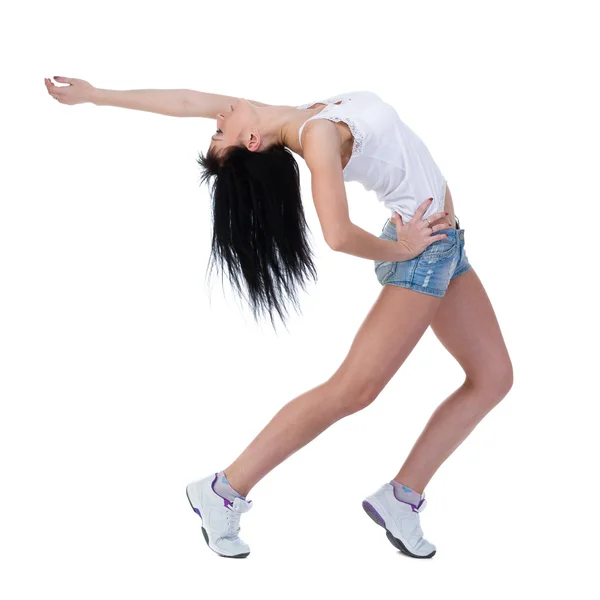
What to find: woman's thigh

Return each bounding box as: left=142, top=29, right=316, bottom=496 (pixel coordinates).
left=430, top=267, right=513, bottom=389
left=330, top=285, right=442, bottom=409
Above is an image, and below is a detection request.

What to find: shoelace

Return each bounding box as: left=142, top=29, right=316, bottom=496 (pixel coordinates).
left=408, top=498, right=427, bottom=540
left=220, top=496, right=253, bottom=539
left=225, top=503, right=244, bottom=538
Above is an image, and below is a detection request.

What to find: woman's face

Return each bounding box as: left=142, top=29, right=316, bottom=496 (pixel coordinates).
left=209, top=98, right=256, bottom=158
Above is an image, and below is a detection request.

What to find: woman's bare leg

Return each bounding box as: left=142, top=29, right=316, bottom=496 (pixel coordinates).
left=223, top=285, right=443, bottom=498
left=393, top=268, right=514, bottom=493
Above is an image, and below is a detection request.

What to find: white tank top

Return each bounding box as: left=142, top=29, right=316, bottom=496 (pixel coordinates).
left=296, top=91, right=447, bottom=224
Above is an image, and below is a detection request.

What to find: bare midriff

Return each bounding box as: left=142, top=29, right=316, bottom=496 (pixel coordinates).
left=442, top=183, right=456, bottom=230
left=300, top=103, right=457, bottom=230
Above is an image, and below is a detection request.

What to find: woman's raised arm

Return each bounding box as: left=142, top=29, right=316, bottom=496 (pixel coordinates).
left=45, top=76, right=271, bottom=118
left=184, top=90, right=272, bottom=118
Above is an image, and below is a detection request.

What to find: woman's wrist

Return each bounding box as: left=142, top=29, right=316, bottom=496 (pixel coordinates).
left=334, top=223, right=413, bottom=262
left=390, top=239, right=413, bottom=262
left=91, top=88, right=189, bottom=117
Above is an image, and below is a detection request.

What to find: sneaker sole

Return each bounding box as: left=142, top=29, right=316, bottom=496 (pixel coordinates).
left=362, top=500, right=436, bottom=559
left=185, top=485, right=250, bottom=559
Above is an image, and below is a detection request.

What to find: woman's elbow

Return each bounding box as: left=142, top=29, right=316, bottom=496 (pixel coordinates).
left=325, top=227, right=350, bottom=252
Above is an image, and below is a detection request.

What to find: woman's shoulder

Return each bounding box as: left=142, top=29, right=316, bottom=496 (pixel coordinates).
left=295, top=90, right=382, bottom=109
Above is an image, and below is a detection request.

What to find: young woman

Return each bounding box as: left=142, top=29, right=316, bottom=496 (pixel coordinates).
left=45, top=79, right=514, bottom=560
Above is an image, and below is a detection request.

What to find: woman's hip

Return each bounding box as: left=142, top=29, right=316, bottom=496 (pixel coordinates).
left=373, top=215, right=472, bottom=297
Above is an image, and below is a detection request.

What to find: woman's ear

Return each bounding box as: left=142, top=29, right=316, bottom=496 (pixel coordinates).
left=247, top=129, right=261, bottom=152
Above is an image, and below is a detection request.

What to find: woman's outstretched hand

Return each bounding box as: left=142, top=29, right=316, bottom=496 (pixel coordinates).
left=44, top=76, right=95, bottom=105
left=391, top=197, right=451, bottom=260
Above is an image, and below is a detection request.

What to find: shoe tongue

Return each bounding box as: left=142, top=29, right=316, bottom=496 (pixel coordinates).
left=231, top=497, right=253, bottom=513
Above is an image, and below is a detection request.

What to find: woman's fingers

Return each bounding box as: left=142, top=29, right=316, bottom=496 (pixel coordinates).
left=413, top=197, right=434, bottom=220
left=426, top=211, right=447, bottom=223
left=45, top=78, right=64, bottom=101
left=417, top=211, right=451, bottom=231
left=45, top=78, right=57, bottom=95
left=427, top=234, right=449, bottom=244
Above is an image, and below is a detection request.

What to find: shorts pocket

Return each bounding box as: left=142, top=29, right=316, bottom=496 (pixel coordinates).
left=374, top=259, right=397, bottom=285
left=374, top=229, right=399, bottom=284
left=417, top=236, right=458, bottom=265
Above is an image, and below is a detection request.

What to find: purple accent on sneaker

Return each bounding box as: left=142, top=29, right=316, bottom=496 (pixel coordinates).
left=362, top=501, right=386, bottom=527
left=193, top=507, right=202, bottom=517
left=211, top=472, right=233, bottom=508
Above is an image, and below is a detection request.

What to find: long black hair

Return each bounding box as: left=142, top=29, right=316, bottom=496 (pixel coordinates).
left=197, top=142, right=318, bottom=331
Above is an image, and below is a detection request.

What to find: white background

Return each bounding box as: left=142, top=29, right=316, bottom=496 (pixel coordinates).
left=1, top=0, right=598, bottom=598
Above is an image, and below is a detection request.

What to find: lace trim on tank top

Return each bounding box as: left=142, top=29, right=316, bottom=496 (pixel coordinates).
left=296, top=97, right=364, bottom=159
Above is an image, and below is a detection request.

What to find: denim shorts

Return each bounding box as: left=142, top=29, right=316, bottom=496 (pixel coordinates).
left=373, top=215, right=472, bottom=297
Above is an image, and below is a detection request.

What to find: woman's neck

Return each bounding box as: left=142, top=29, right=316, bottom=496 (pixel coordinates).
left=255, top=104, right=324, bottom=157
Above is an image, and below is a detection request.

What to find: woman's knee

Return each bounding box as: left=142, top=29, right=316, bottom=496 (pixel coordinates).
left=467, top=359, right=514, bottom=405
left=327, top=373, right=382, bottom=417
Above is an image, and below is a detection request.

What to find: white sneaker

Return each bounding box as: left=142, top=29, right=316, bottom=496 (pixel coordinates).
left=362, top=483, right=436, bottom=558
left=186, top=472, right=253, bottom=558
